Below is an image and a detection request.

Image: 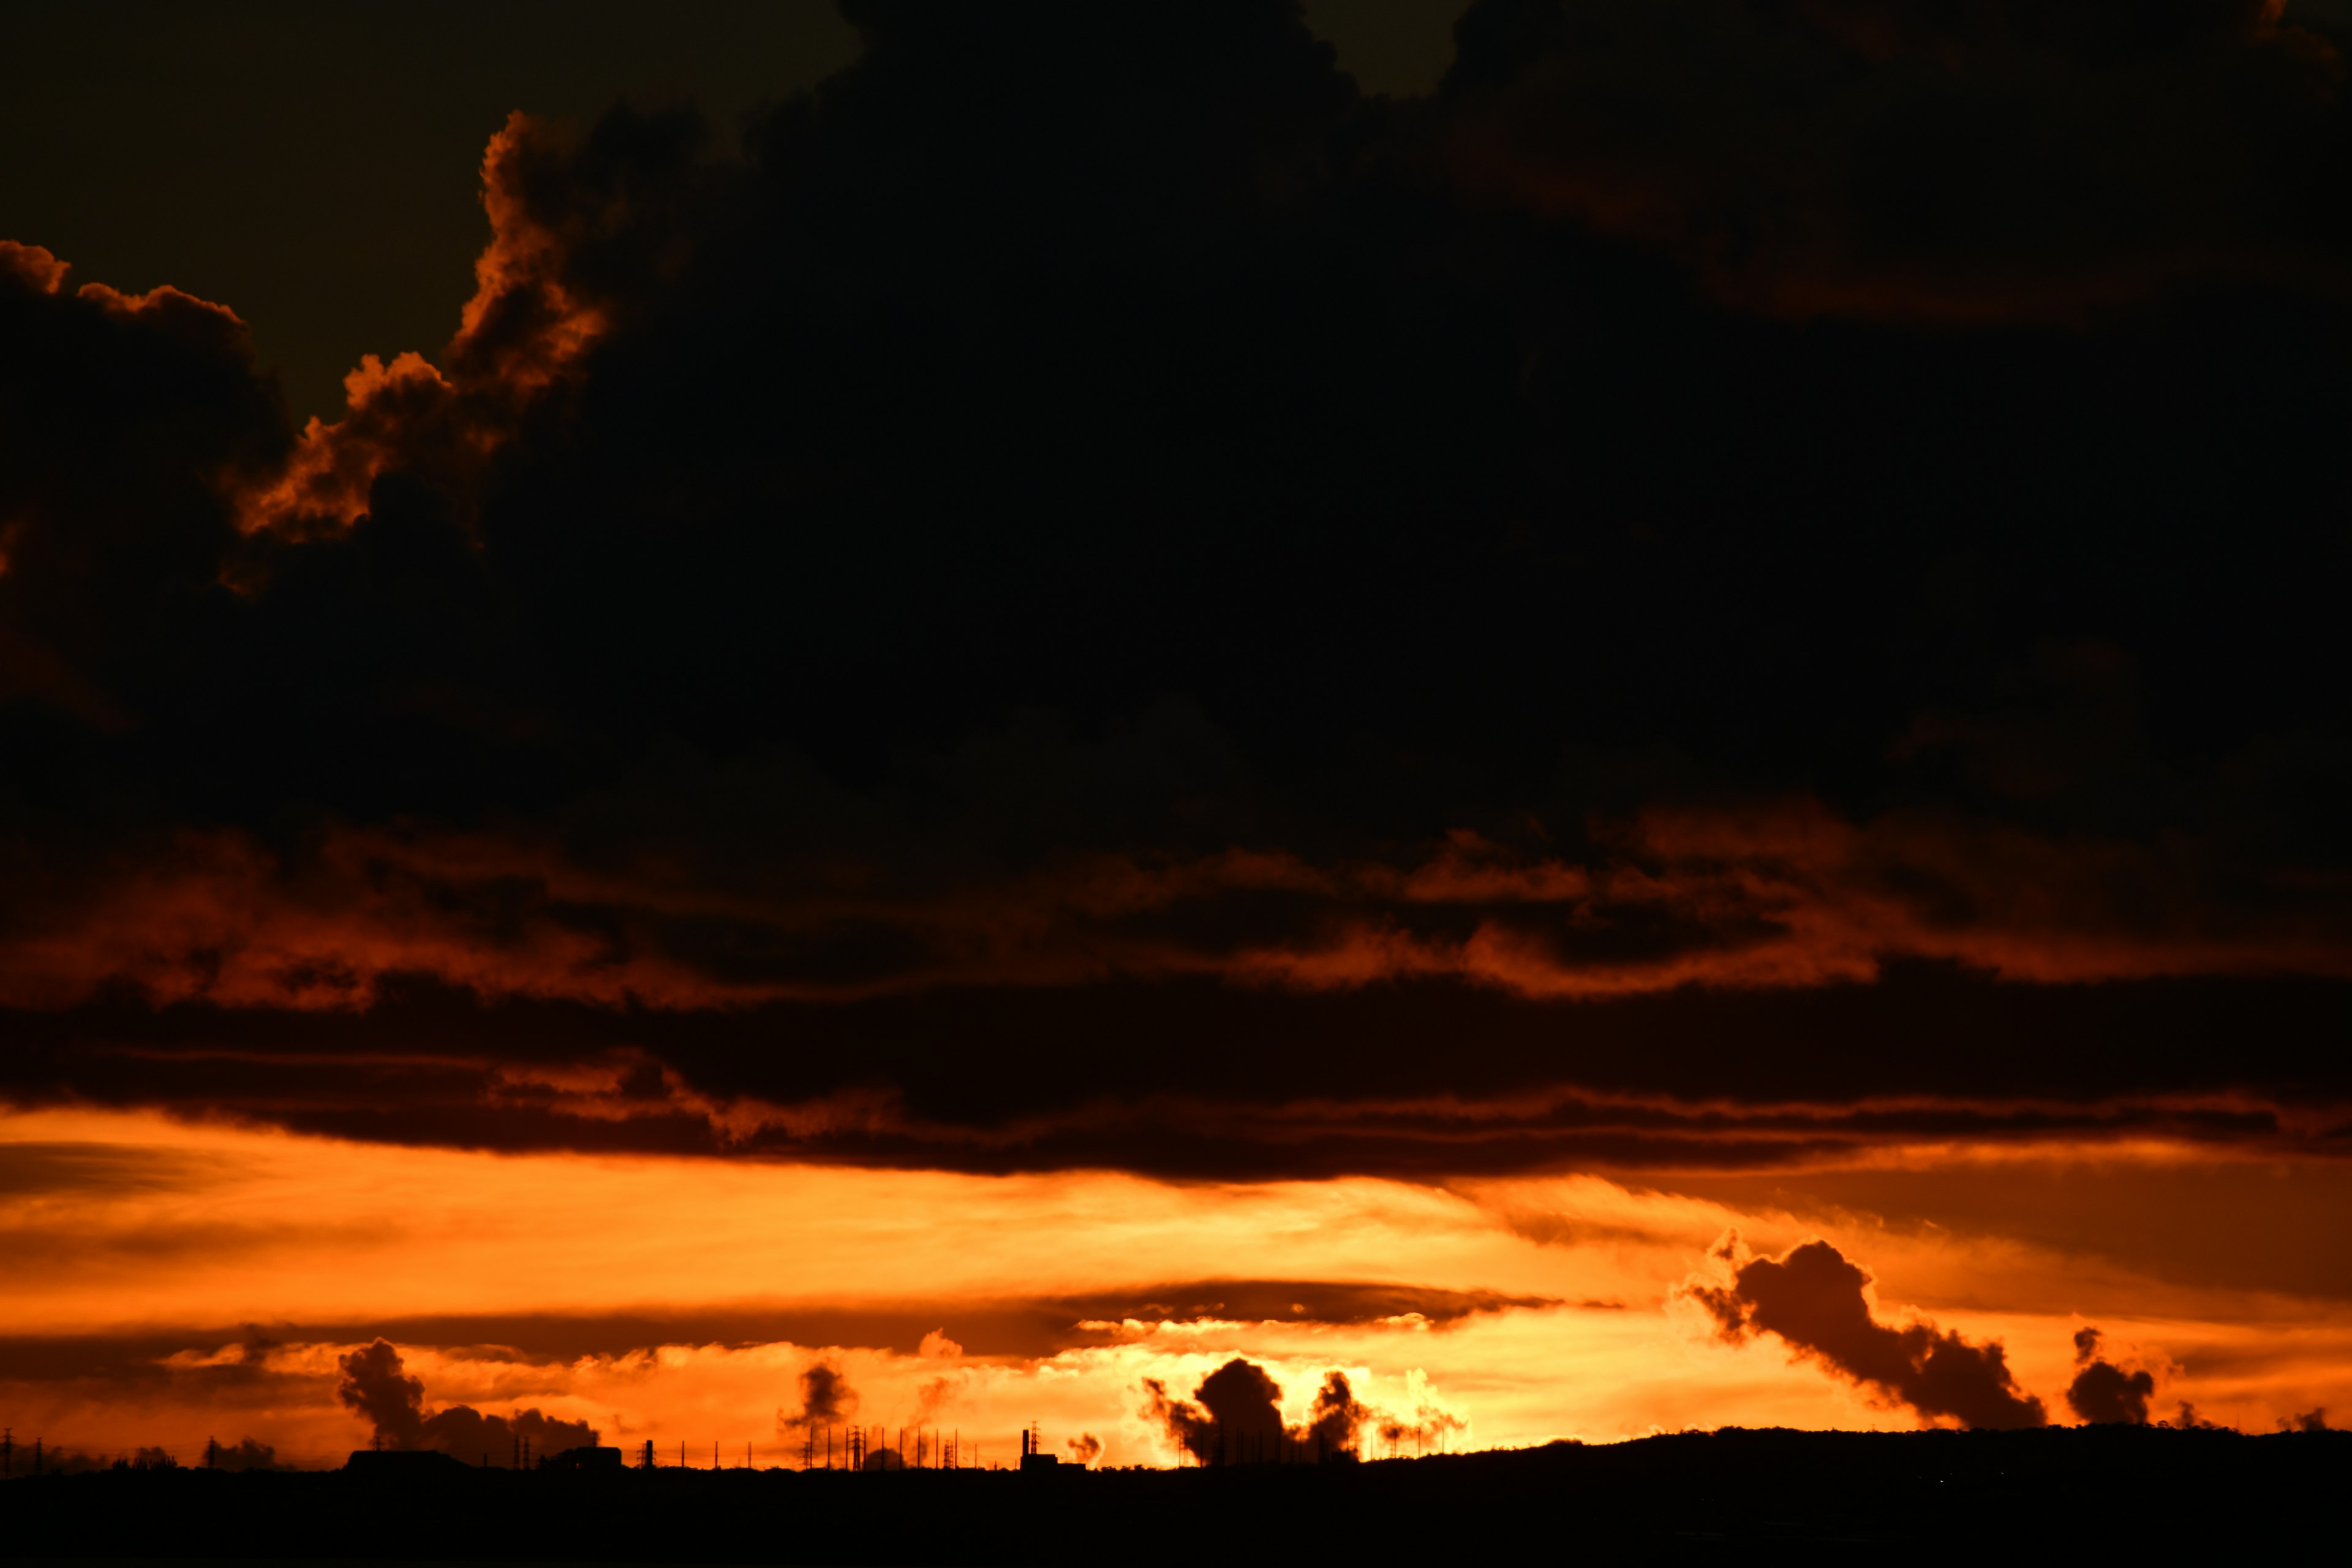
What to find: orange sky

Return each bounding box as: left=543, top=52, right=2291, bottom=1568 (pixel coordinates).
left=6, top=1105, right=2346, bottom=1467
left=9, top=0, right=2352, bottom=1477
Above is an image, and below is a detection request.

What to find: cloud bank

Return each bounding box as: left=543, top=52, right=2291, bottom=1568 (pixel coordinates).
left=5, top=1, right=2352, bottom=1181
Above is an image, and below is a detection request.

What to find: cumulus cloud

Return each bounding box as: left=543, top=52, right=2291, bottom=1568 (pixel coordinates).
left=235, top=107, right=710, bottom=541
left=2065, top=1327, right=2157, bottom=1424
left=1686, top=1234, right=2048, bottom=1429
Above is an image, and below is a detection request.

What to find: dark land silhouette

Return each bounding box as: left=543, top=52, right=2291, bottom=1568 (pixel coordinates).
left=3, top=1427, right=2343, bottom=1559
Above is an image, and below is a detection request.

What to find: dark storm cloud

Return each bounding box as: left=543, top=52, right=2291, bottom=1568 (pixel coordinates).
left=7, top=969, right=2352, bottom=1179
left=334, top=1338, right=597, bottom=1457
left=7, top=1, right=2352, bottom=1178
left=2065, top=1326, right=2157, bottom=1424
left=0, top=242, right=283, bottom=732
left=1689, top=1235, right=2048, bottom=1428
left=1447, top=0, right=2352, bottom=316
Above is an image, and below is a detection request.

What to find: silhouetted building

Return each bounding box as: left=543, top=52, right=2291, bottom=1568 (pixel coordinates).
left=345, top=1450, right=473, bottom=1476
left=545, top=1446, right=624, bottom=1472
left=1019, top=1423, right=1059, bottom=1472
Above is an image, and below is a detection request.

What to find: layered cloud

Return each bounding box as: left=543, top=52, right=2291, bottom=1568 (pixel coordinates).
left=6, top=1104, right=2351, bottom=1464
left=5, top=0, right=2352, bottom=1188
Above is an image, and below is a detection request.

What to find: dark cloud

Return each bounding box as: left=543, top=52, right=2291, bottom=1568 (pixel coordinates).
left=334, top=1338, right=596, bottom=1460
left=7, top=971, right=2352, bottom=1182
left=1689, top=1235, right=2048, bottom=1429
left=2277, top=1406, right=2332, bottom=1431
left=1301, top=1371, right=1372, bottom=1459
left=782, top=1359, right=859, bottom=1433
left=1447, top=0, right=2352, bottom=317
left=0, top=1279, right=1557, bottom=1413
left=1144, top=1357, right=1290, bottom=1465
left=333, top=1339, right=426, bottom=1446
left=1144, top=1357, right=1417, bottom=1464
left=0, top=1140, right=228, bottom=1197
left=2065, top=1327, right=2157, bottom=1424
left=0, top=241, right=283, bottom=734
left=1065, top=1432, right=1102, bottom=1465
left=5, top=1, right=2352, bottom=1181
left=203, top=1436, right=283, bottom=1471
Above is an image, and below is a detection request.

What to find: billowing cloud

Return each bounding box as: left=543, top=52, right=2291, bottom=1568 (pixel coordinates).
left=1143, top=1357, right=1289, bottom=1465
left=1300, top=1370, right=1373, bottom=1459
left=2065, top=1326, right=2157, bottom=1424
left=783, top=1358, right=859, bottom=1431
left=234, top=107, right=708, bottom=540
left=334, top=1337, right=596, bottom=1458
left=1687, top=1234, right=2048, bottom=1429
left=1144, top=1357, right=1419, bottom=1464
left=4, top=0, right=2352, bottom=1201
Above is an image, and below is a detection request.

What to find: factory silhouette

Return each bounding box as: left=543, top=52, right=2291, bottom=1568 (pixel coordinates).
left=7, top=1343, right=2343, bottom=1555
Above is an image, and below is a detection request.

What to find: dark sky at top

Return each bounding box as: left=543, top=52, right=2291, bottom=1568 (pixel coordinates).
left=6, top=0, right=2352, bottom=1183
left=2, top=0, right=1472, bottom=420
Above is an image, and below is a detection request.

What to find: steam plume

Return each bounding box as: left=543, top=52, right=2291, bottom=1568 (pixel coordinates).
left=2065, top=1327, right=2155, bottom=1425
left=333, top=1338, right=597, bottom=1458
left=1687, top=1235, right=2047, bottom=1430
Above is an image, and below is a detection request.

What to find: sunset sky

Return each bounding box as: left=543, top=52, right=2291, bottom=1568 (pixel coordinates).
left=6, top=0, right=2352, bottom=1471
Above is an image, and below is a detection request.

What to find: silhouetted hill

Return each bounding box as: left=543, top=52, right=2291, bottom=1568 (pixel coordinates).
left=3, top=1426, right=2343, bottom=1560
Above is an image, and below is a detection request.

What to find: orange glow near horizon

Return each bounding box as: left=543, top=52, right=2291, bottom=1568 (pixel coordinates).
left=5, top=1106, right=2349, bottom=1468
